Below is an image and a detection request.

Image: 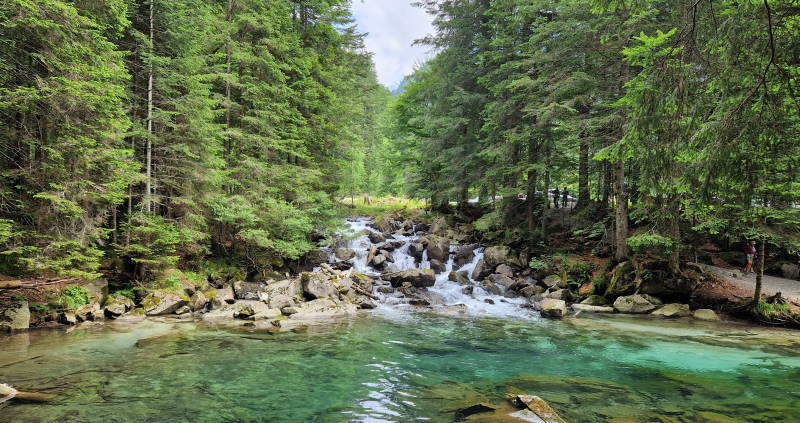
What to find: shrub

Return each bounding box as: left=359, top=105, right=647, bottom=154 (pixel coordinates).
left=626, top=233, right=677, bottom=257
left=59, top=286, right=90, bottom=310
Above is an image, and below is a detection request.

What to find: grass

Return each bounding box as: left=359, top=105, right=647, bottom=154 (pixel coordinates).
left=337, top=195, right=427, bottom=217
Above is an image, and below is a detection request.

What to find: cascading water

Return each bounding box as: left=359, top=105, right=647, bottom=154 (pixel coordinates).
left=330, top=217, right=533, bottom=317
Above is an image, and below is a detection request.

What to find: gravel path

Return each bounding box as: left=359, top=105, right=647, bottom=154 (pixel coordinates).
left=701, top=264, right=800, bottom=301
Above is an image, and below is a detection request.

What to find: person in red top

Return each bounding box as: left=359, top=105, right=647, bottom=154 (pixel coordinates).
left=743, top=240, right=757, bottom=274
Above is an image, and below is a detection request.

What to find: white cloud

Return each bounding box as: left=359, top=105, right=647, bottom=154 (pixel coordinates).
left=351, top=0, right=434, bottom=89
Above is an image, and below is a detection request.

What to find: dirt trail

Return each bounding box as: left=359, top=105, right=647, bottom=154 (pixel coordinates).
left=700, top=264, right=800, bottom=302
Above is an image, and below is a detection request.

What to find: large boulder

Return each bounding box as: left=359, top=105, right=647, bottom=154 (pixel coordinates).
left=75, top=302, right=102, bottom=321
left=651, top=303, right=691, bottom=318
left=383, top=269, right=436, bottom=288
left=613, top=294, right=658, bottom=314
left=0, top=299, right=29, bottom=330
left=285, top=298, right=358, bottom=320
left=301, top=272, right=337, bottom=299
left=638, top=274, right=698, bottom=302
left=540, top=299, right=568, bottom=318
left=693, top=309, right=721, bottom=321
left=488, top=273, right=515, bottom=289
left=604, top=261, right=637, bottom=297
left=520, top=285, right=545, bottom=299
left=471, top=258, right=493, bottom=281
left=542, top=275, right=566, bottom=289
left=304, top=249, right=329, bottom=268
left=233, top=281, right=262, bottom=300
left=580, top=295, right=608, bottom=306
left=368, top=231, right=386, bottom=244
left=495, top=264, right=514, bottom=278
left=448, top=271, right=471, bottom=285
left=210, top=287, right=235, bottom=308
left=335, top=248, right=355, bottom=261
left=399, top=286, right=445, bottom=306
left=372, top=214, right=398, bottom=233
left=141, top=291, right=188, bottom=316
left=483, top=246, right=511, bottom=270
left=480, top=280, right=502, bottom=296
left=424, top=236, right=450, bottom=263
left=408, top=243, right=425, bottom=263
left=189, top=291, right=209, bottom=311
left=429, top=259, right=447, bottom=274
left=263, top=279, right=303, bottom=300
left=103, top=294, right=135, bottom=318
left=545, top=289, right=572, bottom=302
left=232, top=300, right=280, bottom=320
left=453, top=245, right=476, bottom=269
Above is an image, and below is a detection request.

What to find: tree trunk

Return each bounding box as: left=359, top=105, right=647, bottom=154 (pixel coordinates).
left=613, top=160, right=629, bottom=260
left=145, top=0, right=155, bottom=213
left=526, top=138, right=538, bottom=239
left=577, top=138, right=589, bottom=210
left=224, top=0, right=233, bottom=161
left=753, top=239, right=766, bottom=305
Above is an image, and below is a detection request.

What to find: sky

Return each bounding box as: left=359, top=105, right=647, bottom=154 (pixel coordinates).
left=351, top=0, right=434, bottom=89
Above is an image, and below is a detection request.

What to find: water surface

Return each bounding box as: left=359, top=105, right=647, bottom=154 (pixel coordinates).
left=1, top=313, right=799, bottom=422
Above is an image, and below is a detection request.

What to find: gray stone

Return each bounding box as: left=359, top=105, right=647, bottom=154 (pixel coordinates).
left=488, top=273, right=515, bottom=289
left=693, top=309, right=721, bottom=321
left=175, top=306, right=191, bottom=315
left=471, top=258, right=492, bottom=281
left=288, top=298, right=358, bottom=320
left=483, top=246, right=511, bottom=270
left=376, top=286, right=395, bottom=294
left=201, top=306, right=235, bottom=322
left=60, top=312, right=77, bottom=325
left=211, top=287, right=235, bottom=307
left=613, top=294, right=657, bottom=314
left=652, top=303, right=691, bottom=318
left=448, top=271, right=471, bottom=285
left=520, top=285, right=545, bottom=298
left=480, top=280, right=502, bottom=296
left=267, top=294, right=294, bottom=310
left=75, top=302, right=102, bottom=321
left=189, top=291, right=208, bottom=311
left=453, top=245, right=476, bottom=269
left=545, top=289, right=572, bottom=301
left=495, top=264, right=514, bottom=278
left=371, top=254, right=387, bottom=268
left=572, top=304, right=614, bottom=313
left=400, top=287, right=445, bottom=306
left=429, top=259, right=447, bottom=274
left=781, top=263, right=800, bottom=280
left=542, top=275, right=566, bottom=289
left=424, top=236, right=450, bottom=263
left=103, top=294, right=134, bottom=318
left=383, top=269, right=436, bottom=288
left=301, top=272, right=336, bottom=299
left=263, top=279, right=303, bottom=299
left=233, top=281, right=262, bottom=300
left=580, top=295, right=608, bottom=306
left=408, top=243, right=425, bottom=262
left=335, top=248, right=356, bottom=261
left=0, top=300, right=29, bottom=330
left=540, top=298, right=567, bottom=318
left=368, top=231, right=386, bottom=244
left=462, top=285, right=474, bottom=295
left=141, top=291, right=188, bottom=316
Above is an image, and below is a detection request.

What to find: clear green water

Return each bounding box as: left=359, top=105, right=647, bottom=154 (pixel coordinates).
left=1, top=312, right=800, bottom=422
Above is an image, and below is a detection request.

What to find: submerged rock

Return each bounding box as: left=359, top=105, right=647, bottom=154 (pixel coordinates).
left=572, top=304, right=614, bottom=313
left=540, top=298, right=567, bottom=318
left=454, top=402, right=496, bottom=420
left=507, top=394, right=566, bottom=423
left=613, top=294, right=658, bottom=314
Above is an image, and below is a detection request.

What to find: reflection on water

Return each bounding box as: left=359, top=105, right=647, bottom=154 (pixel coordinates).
left=1, top=314, right=799, bottom=423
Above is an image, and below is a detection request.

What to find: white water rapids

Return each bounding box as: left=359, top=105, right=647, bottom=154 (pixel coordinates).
left=330, top=217, right=532, bottom=318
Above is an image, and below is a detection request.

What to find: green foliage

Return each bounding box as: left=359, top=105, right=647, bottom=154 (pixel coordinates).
left=112, top=289, right=136, bottom=301
left=58, top=286, right=90, bottom=310
left=626, top=233, right=677, bottom=257
left=754, top=301, right=792, bottom=319
left=566, top=260, right=595, bottom=286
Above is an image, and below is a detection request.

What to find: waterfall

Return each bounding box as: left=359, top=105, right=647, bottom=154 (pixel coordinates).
left=329, top=217, right=533, bottom=317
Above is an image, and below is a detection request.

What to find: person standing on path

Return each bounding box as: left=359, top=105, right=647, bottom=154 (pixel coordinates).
left=552, top=187, right=560, bottom=209
left=562, top=187, right=569, bottom=208
left=743, top=240, right=757, bottom=274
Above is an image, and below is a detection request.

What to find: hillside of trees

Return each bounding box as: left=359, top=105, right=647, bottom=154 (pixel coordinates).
left=0, top=0, right=389, bottom=285
left=1, top=0, right=798, bottom=296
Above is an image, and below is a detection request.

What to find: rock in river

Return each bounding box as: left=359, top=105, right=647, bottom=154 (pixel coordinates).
left=334, top=248, right=355, bottom=261
left=613, top=294, right=658, bottom=314
left=540, top=298, right=567, bottom=318
left=301, top=272, right=337, bottom=299
left=0, top=299, right=29, bottom=330
left=383, top=269, right=436, bottom=288
left=141, top=291, right=188, bottom=316
left=651, top=303, right=691, bottom=318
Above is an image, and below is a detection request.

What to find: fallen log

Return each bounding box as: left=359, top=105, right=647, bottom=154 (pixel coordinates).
left=0, top=383, right=55, bottom=403
left=0, top=281, right=22, bottom=289
left=352, top=284, right=379, bottom=300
